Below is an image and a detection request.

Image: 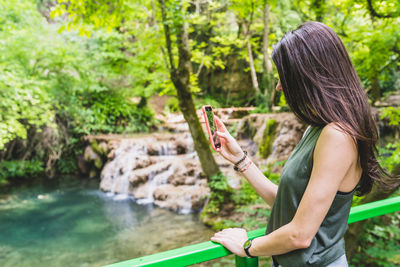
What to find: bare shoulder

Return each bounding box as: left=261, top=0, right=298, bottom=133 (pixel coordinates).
left=317, top=122, right=358, bottom=158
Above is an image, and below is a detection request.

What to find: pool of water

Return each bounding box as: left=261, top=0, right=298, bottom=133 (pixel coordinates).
left=0, top=177, right=213, bottom=267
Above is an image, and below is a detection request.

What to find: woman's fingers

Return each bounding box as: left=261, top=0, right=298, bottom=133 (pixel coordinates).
left=210, top=236, right=225, bottom=246
left=216, top=131, right=229, bottom=140
left=214, top=116, right=228, bottom=132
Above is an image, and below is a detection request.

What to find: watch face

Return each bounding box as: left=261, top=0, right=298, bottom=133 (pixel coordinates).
left=244, top=239, right=252, bottom=249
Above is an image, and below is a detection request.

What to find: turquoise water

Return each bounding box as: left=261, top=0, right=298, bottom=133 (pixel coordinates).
left=0, top=177, right=213, bottom=267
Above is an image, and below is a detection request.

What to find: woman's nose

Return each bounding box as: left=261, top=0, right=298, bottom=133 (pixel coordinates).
left=276, top=80, right=283, bottom=91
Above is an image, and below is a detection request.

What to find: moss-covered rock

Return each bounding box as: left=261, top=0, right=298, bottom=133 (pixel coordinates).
left=258, top=119, right=278, bottom=158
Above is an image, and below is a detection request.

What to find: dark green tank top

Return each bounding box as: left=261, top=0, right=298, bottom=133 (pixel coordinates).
left=266, top=126, right=356, bottom=267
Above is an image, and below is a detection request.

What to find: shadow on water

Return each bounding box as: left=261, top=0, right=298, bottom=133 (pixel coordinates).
left=0, top=176, right=213, bottom=267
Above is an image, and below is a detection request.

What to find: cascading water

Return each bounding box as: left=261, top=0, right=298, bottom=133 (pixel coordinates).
left=137, top=166, right=175, bottom=205
left=102, top=139, right=148, bottom=200
left=100, top=134, right=202, bottom=211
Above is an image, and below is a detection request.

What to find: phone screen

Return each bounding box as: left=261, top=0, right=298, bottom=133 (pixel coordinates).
left=205, top=106, right=221, bottom=149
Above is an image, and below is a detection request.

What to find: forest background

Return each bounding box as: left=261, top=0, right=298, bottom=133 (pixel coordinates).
left=0, top=0, right=399, bottom=266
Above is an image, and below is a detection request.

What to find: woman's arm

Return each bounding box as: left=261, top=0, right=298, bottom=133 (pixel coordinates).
left=211, top=124, right=359, bottom=257
left=214, top=116, right=278, bottom=207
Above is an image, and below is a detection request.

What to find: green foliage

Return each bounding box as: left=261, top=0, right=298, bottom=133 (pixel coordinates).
left=232, top=179, right=260, bottom=205
left=351, top=195, right=366, bottom=207
left=0, top=0, right=158, bottom=182
left=351, top=212, right=400, bottom=267
left=1, top=0, right=156, bottom=138
left=0, top=160, right=44, bottom=184
left=263, top=170, right=281, bottom=185
left=165, top=97, right=180, bottom=113
left=49, top=0, right=400, bottom=110
left=202, top=172, right=233, bottom=216
left=217, top=206, right=271, bottom=231
left=209, top=172, right=232, bottom=195
left=0, top=68, right=55, bottom=150
left=278, top=92, right=290, bottom=111
left=218, top=180, right=270, bottom=230
left=71, top=92, right=155, bottom=134
left=0, top=0, right=56, bottom=150
left=51, top=0, right=127, bottom=37
left=259, top=119, right=278, bottom=158
left=381, top=107, right=400, bottom=126
left=216, top=172, right=279, bottom=230
left=379, top=107, right=400, bottom=173
left=379, top=143, right=400, bottom=173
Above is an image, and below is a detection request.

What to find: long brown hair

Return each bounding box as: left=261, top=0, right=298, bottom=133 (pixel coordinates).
left=272, top=21, right=396, bottom=196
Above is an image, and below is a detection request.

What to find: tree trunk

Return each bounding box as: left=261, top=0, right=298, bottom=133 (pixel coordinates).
left=262, top=2, right=274, bottom=110
left=345, top=169, right=400, bottom=260
left=370, top=75, right=381, bottom=104
left=246, top=34, right=260, bottom=93
left=158, top=0, right=220, bottom=181
left=262, top=3, right=272, bottom=75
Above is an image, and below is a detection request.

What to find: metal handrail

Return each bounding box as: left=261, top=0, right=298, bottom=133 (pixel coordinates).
left=105, top=195, right=400, bottom=267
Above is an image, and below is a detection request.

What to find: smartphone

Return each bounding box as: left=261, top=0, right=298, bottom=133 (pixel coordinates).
left=202, top=105, right=221, bottom=151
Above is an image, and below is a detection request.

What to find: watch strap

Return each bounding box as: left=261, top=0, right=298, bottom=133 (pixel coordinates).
left=243, top=239, right=255, bottom=258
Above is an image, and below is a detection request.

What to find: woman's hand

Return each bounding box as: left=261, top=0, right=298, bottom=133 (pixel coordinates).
left=214, top=116, right=245, bottom=164
left=211, top=228, right=248, bottom=257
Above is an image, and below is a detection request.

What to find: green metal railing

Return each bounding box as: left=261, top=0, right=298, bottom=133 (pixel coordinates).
left=105, top=196, right=400, bottom=267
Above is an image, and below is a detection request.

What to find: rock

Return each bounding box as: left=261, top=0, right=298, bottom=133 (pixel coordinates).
left=82, top=145, right=103, bottom=177
left=184, top=176, right=197, bottom=185
left=83, top=146, right=100, bottom=162
left=175, top=140, right=188, bottom=154
left=98, top=142, right=109, bottom=154
left=106, top=140, right=121, bottom=159
left=133, top=156, right=153, bottom=170
left=166, top=160, right=202, bottom=186
left=132, top=183, right=149, bottom=199
left=153, top=184, right=210, bottom=213
left=147, top=142, right=160, bottom=156
left=99, top=161, right=117, bottom=191
left=77, top=154, right=89, bottom=175
left=107, top=150, right=116, bottom=160
left=129, top=161, right=172, bottom=186
left=196, top=179, right=208, bottom=187
left=214, top=107, right=255, bottom=120
left=147, top=140, right=177, bottom=156
left=236, top=113, right=278, bottom=140
left=266, top=117, right=306, bottom=172
left=167, top=173, right=186, bottom=186
left=375, top=93, right=400, bottom=107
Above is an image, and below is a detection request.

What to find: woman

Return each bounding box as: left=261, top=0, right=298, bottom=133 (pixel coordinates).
left=210, top=21, right=391, bottom=266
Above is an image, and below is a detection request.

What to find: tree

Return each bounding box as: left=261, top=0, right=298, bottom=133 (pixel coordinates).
left=158, top=0, right=220, bottom=179
left=262, top=0, right=275, bottom=110
left=231, top=0, right=261, bottom=94
left=231, top=0, right=276, bottom=108
left=52, top=0, right=221, bottom=180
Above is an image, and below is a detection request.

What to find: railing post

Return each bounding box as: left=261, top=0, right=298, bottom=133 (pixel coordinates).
left=235, top=255, right=259, bottom=267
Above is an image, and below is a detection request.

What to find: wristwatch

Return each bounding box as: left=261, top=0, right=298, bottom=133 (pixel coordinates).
left=243, top=239, right=255, bottom=258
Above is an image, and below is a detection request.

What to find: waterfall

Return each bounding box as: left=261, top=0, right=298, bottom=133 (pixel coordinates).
left=101, top=135, right=184, bottom=204
left=137, top=166, right=175, bottom=205
left=103, top=139, right=148, bottom=200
